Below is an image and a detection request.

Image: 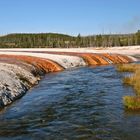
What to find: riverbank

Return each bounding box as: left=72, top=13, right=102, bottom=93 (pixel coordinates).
left=0, top=55, right=63, bottom=108
left=117, top=64, right=140, bottom=110
left=0, top=47, right=137, bottom=108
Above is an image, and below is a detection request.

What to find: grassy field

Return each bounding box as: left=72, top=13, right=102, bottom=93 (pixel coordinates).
left=117, top=64, right=140, bottom=110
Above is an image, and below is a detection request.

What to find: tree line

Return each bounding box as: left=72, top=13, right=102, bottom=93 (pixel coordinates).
left=0, top=31, right=140, bottom=48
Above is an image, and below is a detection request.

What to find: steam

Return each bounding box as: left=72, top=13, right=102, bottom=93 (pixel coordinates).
left=103, top=16, right=140, bottom=34
left=121, top=16, right=140, bottom=33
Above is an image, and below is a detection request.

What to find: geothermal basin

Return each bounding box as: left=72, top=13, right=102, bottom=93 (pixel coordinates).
left=0, top=47, right=140, bottom=139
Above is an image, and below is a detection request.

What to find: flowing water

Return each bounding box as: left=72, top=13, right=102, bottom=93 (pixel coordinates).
left=0, top=66, right=140, bottom=140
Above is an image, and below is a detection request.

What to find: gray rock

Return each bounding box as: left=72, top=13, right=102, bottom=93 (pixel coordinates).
left=0, top=63, right=43, bottom=108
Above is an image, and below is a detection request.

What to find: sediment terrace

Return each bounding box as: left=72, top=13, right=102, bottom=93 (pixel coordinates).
left=0, top=48, right=137, bottom=108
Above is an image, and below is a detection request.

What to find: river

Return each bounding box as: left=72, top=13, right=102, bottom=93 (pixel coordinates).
left=0, top=66, right=140, bottom=140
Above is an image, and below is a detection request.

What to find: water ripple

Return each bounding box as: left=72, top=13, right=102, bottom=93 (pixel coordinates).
left=0, top=66, right=140, bottom=140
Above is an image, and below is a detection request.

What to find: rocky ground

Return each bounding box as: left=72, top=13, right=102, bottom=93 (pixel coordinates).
left=0, top=47, right=138, bottom=108
left=0, top=55, right=63, bottom=108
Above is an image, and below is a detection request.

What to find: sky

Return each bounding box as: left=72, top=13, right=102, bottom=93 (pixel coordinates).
left=0, top=0, right=140, bottom=36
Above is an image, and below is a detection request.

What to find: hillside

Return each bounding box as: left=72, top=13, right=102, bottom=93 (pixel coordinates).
left=0, top=31, right=140, bottom=48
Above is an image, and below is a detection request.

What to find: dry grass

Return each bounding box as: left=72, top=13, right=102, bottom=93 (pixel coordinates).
left=123, top=96, right=140, bottom=110
left=117, top=64, right=140, bottom=110
left=117, top=64, right=140, bottom=72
